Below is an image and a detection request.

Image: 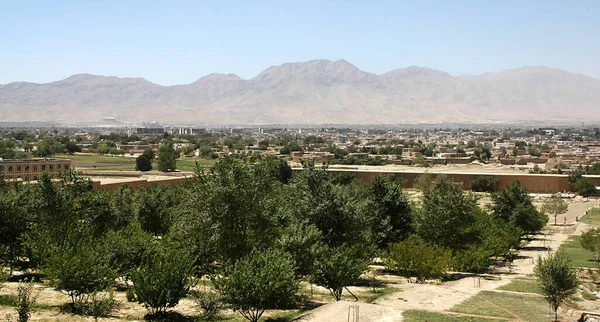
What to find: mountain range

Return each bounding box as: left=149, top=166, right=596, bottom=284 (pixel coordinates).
left=1, top=59, right=599, bottom=125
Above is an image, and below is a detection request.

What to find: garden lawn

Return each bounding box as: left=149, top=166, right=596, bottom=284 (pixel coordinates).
left=580, top=208, right=600, bottom=226
left=557, top=235, right=599, bottom=269
left=402, top=310, right=505, bottom=322
left=450, top=290, right=551, bottom=322
left=496, top=277, right=543, bottom=295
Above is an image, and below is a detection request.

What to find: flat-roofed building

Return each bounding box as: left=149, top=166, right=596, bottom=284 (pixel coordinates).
left=0, top=158, right=72, bottom=181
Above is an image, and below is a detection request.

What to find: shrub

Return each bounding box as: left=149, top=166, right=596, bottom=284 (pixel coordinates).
left=214, top=248, right=299, bottom=322
left=85, top=291, right=121, bottom=322
left=45, top=243, right=116, bottom=306
left=384, top=236, right=452, bottom=283
left=535, top=253, right=579, bottom=321
left=452, top=246, right=493, bottom=273
left=190, top=288, right=223, bottom=321
left=470, top=176, right=500, bottom=192
left=131, top=246, right=195, bottom=316
left=125, top=288, right=136, bottom=302
left=15, top=283, right=36, bottom=322
left=312, top=245, right=369, bottom=301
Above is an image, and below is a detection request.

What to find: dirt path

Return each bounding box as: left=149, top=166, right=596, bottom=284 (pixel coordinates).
left=299, top=201, right=595, bottom=322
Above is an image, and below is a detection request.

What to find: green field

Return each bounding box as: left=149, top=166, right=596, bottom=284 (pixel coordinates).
left=556, top=207, right=600, bottom=268
left=402, top=310, right=504, bottom=322
left=557, top=235, right=599, bottom=268
left=496, top=277, right=542, bottom=295
left=450, top=291, right=551, bottom=322
left=580, top=208, right=600, bottom=226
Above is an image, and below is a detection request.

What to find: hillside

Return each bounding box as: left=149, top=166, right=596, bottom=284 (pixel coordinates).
left=1, top=60, right=599, bottom=124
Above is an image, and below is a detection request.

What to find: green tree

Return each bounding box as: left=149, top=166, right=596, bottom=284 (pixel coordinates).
left=105, top=222, right=154, bottom=279
left=413, top=171, right=434, bottom=192
left=470, top=176, right=500, bottom=192
left=575, top=177, right=597, bottom=197
left=534, top=253, right=579, bottom=321
left=136, top=185, right=177, bottom=236
left=157, top=141, right=177, bottom=172
left=312, top=245, right=369, bottom=301
left=131, top=245, right=195, bottom=316
left=0, top=189, right=31, bottom=272
left=135, top=154, right=153, bottom=172
left=369, top=176, right=413, bottom=248
left=214, top=249, right=299, bottom=322
left=293, top=165, right=371, bottom=248
left=414, top=179, right=479, bottom=249
left=541, top=195, right=569, bottom=226
left=492, top=182, right=548, bottom=235
left=474, top=144, right=492, bottom=162
left=64, top=141, right=82, bottom=154
left=277, top=221, right=325, bottom=279
left=45, top=242, right=116, bottom=306
left=192, top=157, right=283, bottom=262
left=581, top=228, right=600, bottom=261
left=277, top=159, right=293, bottom=184
left=385, top=236, right=452, bottom=283
left=181, top=144, right=195, bottom=157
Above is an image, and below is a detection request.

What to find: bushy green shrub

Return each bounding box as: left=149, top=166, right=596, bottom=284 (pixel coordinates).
left=384, top=236, right=452, bottom=283
left=84, top=291, right=121, bottom=322
left=45, top=243, right=116, bottom=306
left=312, top=245, right=370, bottom=301
left=190, top=288, right=223, bottom=321
left=15, top=283, right=36, bottom=322
left=214, top=248, right=299, bottom=322
left=131, top=245, right=195, bottom=316
left=125, top=288, right=136, bottom=302
left=470, top=176, right=500, bottom=192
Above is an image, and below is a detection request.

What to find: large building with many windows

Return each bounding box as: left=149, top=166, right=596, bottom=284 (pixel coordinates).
left=0, top=158, right=72, bottom=181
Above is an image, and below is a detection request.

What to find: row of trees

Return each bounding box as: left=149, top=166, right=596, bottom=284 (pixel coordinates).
left=0, top=158, right=548, bottom=321
left=135, top=142, right=178, bottom=172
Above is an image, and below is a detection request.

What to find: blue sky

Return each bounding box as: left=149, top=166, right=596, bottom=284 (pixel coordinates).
left=1, top=0, right=599, bottom=85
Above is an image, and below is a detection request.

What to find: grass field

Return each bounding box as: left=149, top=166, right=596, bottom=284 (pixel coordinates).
left=558, top=235, right=599, bottom=268
left=580, top=208, right=600, bottom=226
left=556, top=207, right=600, bottom=269
left=402, top=310, right=505, bottom=321
left=496, top=277, right=542, bottom=295
left=450, top=291, right=551, bottom=322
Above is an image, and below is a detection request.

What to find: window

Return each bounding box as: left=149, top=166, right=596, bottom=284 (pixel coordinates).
left=8, top=166, right=13, bottom=172
left=0, top=165, right=3, bottom=171
left=65, top=165, right=70, bottom=170
left=33, top=175, right=38, bottom=181
left=16, top=166, right=21, bottom=172
left=57, top=164, right=61, bottom=170
left=41, top=165, right=46, bottom=171
left=49, top=164, right=54, bottom=171
left=24, top=175, right=29, bottom=181
left=25, top=165, right=30, bottom=171
left=33, top=165, right=38, bottom=171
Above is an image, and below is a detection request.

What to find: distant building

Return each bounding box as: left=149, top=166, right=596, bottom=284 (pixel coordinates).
left=0, top=158, right=72, bottom=181
left=129, top=128, right=165, bottom=135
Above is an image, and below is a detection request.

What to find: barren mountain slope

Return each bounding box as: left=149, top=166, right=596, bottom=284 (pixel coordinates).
left=1, top=60, right=599, bottom=124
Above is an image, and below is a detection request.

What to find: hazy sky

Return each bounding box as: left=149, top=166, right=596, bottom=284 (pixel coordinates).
left=1, top=0, right=599, bottom=85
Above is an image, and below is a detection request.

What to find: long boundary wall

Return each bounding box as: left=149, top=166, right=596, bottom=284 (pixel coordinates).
left=83, top=169, right=600, bottom=193
left=296, top=168, right=600, bottom=193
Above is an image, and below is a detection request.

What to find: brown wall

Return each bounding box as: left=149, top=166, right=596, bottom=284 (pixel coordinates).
left=295, top=168, right=600, bottom=193
left=91, top=177, right=189, bottom=191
